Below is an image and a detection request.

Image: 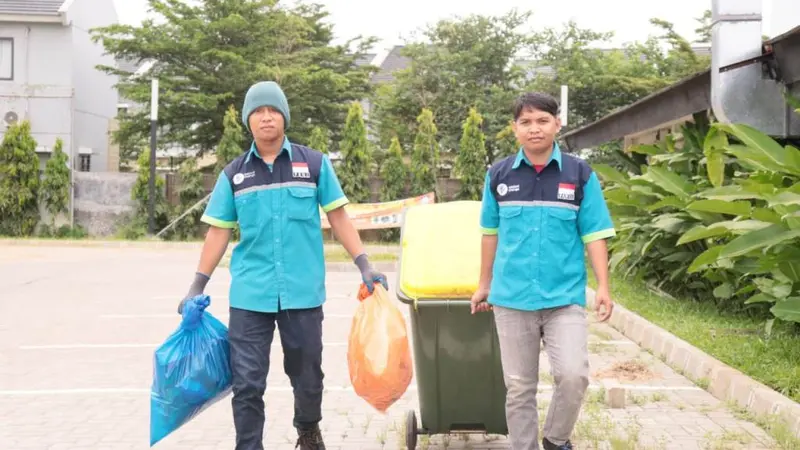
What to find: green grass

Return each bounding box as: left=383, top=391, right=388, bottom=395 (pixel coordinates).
left=323, top=248, right=398, bottom=262
left=588, top=269, right=800, bottom=403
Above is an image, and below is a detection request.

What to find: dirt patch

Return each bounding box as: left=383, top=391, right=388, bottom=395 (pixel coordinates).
left=593, top=359, right=660, bottom=382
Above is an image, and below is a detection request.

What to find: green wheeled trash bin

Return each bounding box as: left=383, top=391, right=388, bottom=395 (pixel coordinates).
left=394, top=200, right=508, bottom=449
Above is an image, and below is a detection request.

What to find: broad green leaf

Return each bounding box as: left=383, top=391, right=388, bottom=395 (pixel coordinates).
left=678, top=225, right=728, bottom=244
left=700, top=185, right=764, bottom=201
left=685, top=210, right=725, bottom=224
left=778, top=261, right=800, bottom=282
left=765, top=319, right=774, bottom=337
left=677, top=220, right=771, bottom=245
left=770, top=297, right=800, bottom=323
left=647, top=196, right=686, bottom=211
left=661, top=251, right=695, bottom=262
left=703, top=127, right=728, bottom=187
left=628, top=144, right=662, bottom=155
left=735, top=284, right=757, bottom=296
left=609, top=250, right=629, bottom=272
left=768, top=191, right=800, bottom=207
left=592, top=164, right=629, bottom=185
left=751, top=207, right=782, bottom=224
left=718, top=224, right=800, bottom=259
left=686, top=200, right=751, bottom=217
left=651, top=216, right=685, bottom=233
left=705, top=149, right=725, bottom=187
left=725, top=145, right=787, bottom=173
left=687, top=245, right=723, bottom=273
left=644, top=166, right=696, bottom=199
left=713, top=283, right=734, bottom=299
left=732, top=257, right=769, bottom=274
left=715, top=123, right=800, bottom=175
left=604, top=188, right=652, bottom=208
left=630, top=185, right=664, bottom=198
left=745, top=292, right=777, bottom=304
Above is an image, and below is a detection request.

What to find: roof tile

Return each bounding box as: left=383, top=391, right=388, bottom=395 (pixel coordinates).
left=0, top=0, right=64, bottom=16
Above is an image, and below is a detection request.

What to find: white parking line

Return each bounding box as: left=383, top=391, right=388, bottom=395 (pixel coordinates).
left=19, top=342, right=350, bottom=350
left=0, top=384, right=702, bottom=397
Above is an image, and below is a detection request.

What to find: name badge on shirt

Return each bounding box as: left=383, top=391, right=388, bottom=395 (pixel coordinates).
left=292, top=162, right=310, bottom=179
left=557, top=183, right=575, bottom=201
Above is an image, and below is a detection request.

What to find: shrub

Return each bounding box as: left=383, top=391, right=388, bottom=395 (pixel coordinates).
left=597, top=115, right=800, bottom=325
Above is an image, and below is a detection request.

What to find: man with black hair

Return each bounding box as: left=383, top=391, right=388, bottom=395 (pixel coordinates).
left=470, top=92, right=616, bottom=450
left=179, top=81, right=388, bottom=450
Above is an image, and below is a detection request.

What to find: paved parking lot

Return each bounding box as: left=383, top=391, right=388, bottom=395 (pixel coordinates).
left=0, top=243, right=780, bottom=449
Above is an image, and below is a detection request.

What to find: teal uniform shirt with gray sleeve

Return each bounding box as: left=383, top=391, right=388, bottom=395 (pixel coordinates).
left=479, top=144, right=616, bottom=312
left=201, top=137, right=348, bottom=313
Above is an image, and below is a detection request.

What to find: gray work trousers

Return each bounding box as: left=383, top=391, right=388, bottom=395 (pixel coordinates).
left=493, top=304, right=589, bottom=450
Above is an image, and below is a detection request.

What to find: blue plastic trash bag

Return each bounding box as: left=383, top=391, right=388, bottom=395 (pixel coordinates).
left=149, top=294, right=232, bottom=446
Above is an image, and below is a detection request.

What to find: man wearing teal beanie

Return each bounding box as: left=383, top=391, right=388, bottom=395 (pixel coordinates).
left=180, top=80, right=388, bottom=450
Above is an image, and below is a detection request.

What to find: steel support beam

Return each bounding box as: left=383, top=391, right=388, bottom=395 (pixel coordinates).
left=561, top=71, right=711, bottom=152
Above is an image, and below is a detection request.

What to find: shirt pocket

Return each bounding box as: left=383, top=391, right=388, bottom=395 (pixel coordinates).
left=498, top=205, right=524, bottom=243
left=287, top=187, right=318, bottom=221
left=234, top=193, right=263, bottom=231
left=546, top=207, right=578, bottom=243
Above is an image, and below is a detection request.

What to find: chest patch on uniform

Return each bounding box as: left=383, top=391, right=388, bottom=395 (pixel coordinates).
left=232, top=171, right=256, bottom=185
left=557, top=183, right=576, bottom=201
left=292, top=162, right=310, bottom=179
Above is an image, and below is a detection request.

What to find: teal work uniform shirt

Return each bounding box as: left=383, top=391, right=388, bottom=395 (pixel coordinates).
left=201, top=137, right=348, bottom=313
left=479, top=144, right=616, bottom=311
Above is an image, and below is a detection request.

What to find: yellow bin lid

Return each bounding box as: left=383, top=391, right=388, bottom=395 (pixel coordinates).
left=398, top=200, right=482, bottom=300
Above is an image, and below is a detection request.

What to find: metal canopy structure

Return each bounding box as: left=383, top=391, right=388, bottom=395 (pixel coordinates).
left=560, top=25, right=800, bottom=152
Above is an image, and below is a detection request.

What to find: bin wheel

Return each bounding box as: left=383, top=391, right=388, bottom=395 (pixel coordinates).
left=405, top=409, right=418, bottom=449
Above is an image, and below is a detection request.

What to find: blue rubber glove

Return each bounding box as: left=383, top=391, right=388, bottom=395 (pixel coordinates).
left=354, top=253, right=388, bottom=293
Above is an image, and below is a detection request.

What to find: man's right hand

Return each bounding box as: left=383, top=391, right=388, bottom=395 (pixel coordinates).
left=470, top=286, right=492, bottom=314
left=178, top=272, right=210, bottom=314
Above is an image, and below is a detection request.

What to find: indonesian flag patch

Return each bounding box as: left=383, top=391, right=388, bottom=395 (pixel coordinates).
left=292, top=162, right=310, bottom=179
left=557, top=183, right=575, bottom=201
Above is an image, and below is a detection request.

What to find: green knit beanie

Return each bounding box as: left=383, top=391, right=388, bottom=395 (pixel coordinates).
left=241, top=81, right=290, bottom=132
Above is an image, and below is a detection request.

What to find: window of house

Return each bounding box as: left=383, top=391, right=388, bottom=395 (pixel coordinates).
left=79, top=154, right=91, bottom=172
left=0, top=38, right=13, bottom=80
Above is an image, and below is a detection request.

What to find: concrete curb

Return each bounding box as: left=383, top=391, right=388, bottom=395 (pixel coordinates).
left=586, top=287, right=800, bottom=439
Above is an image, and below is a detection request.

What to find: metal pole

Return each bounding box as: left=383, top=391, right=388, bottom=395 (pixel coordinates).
left=560, top=85, right=569, bottom=126
left=148, top=79, right=159, bottom=234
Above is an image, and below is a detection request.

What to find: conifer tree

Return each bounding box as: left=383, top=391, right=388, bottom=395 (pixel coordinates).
left=40, top=137, right=71, bottom=228
left=215, top=105, right=245, bottom=174
left=308, top=126, right=330, bottom=154
left=455, top=108, right=488, bottom=200
left=379, top=136, right=408, bottom=202
left=0, top=120, right=41, bottom=236
left=410, top=108, right=439, bottom=197
left=338, top=101, right=371, bottom=203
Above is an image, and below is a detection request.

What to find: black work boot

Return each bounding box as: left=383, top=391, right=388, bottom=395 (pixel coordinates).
left=543, top=437, right=573, bottom=450
left=295, top=424, right=326, bottom=450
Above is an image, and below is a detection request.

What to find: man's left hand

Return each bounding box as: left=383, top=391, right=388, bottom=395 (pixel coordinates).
left=594, top=285, right=614, bottom=322
left=355, top=254, right=388, bottom=293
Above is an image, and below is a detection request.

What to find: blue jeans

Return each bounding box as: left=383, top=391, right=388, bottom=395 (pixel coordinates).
left=228, top=305, right=325, bottom=450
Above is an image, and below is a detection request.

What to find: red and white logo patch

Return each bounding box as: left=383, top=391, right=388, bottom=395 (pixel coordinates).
left=292, top=162, right=310, bottom=179
left=557, top=183, right=575, bottom=201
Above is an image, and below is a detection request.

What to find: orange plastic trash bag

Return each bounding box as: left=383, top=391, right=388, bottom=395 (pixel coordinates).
left=347, top=283, right=413, bottom=413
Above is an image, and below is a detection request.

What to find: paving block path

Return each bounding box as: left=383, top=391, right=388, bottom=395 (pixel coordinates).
left=0, top=244, right=779, bottom=449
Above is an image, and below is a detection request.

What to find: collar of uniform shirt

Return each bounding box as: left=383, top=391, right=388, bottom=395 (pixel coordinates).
left=511, top=142, right=563, bottom=172
left=245, top=136, right=293, bottom=163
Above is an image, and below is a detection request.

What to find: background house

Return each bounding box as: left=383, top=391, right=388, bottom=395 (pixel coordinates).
left=0, top=0, right=120, bottom=172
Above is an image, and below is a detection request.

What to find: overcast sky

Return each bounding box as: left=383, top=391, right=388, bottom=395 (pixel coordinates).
left=110, top=0, right=782, bottom=52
